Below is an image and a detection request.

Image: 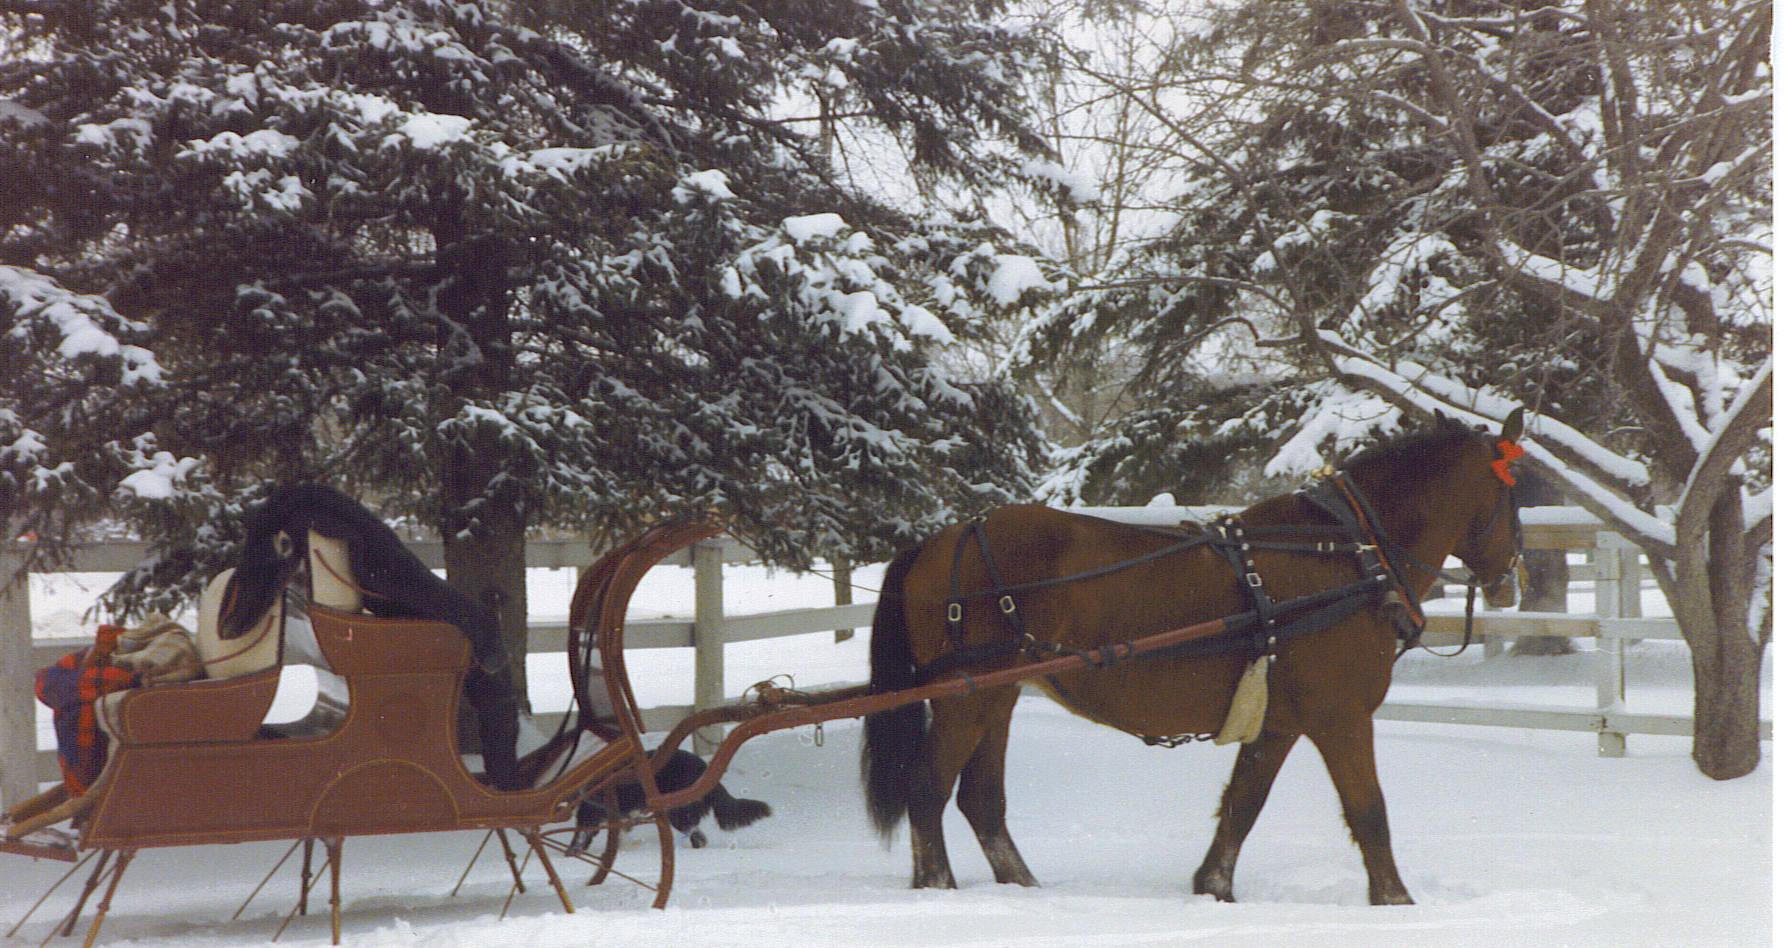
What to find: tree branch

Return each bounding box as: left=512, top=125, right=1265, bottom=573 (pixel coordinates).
left=1671, top=357, right=1773, bottom=548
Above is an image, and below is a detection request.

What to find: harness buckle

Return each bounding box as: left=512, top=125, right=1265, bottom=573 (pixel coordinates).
left=1245, top=572, right=1264, bottom=588
left=947, top=602, right=963, bottom=624
left=998, top=594, right=1017, bottom=615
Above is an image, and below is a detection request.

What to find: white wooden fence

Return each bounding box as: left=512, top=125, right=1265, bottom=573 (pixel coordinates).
left=0, top=507, right=1763, bottom=810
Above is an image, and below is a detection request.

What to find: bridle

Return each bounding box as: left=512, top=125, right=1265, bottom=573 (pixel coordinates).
left=1400, top=441, right=1527, bottom=656
left=1324, top=433, right=1525, bottom=658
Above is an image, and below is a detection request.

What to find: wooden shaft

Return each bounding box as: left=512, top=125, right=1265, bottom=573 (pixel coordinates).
left=649, top=611, right=1242, bottom=813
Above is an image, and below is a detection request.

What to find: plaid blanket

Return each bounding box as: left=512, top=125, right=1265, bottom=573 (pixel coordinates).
left=35, top=625, right=138, bottom=795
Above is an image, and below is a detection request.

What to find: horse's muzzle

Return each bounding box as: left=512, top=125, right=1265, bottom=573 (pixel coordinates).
left=1480, top=559, right=1524, bottom=609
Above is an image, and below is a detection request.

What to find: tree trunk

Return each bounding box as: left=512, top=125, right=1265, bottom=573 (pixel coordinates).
left=440, top=479, right=530, bottom=758
left=1511, top=472, right=1573, bottom=656
left=1684, top=610, right=1764, bottom=780
left=431, top=198, right=527, bottom=730
left=1506, top=548, right=1573, bottom=655
left=1672, top=484, right=1765, bottom=780
left=439, top=428, right=531, bottom=716
left=441, top=512, right=530, bottom=710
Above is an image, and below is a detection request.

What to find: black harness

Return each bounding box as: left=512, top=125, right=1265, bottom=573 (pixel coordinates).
left=918, top=472, right=1518, bottom=690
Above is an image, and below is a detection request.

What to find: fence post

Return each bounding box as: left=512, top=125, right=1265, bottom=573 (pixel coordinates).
left=691, top=539, right=727, bottom=756
left=1592, top=534, right=1633, bottom=756
left=832, top=560, right=854, bottom=642
left=1, top=553, right=36, bottom=811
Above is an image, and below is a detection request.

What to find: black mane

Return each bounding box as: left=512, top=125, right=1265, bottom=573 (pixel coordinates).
left=1339, top=415, right=1482, bottom=476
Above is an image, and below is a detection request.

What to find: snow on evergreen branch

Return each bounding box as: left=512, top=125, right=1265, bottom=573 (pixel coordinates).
left=0, top=266, right=163, bottom=385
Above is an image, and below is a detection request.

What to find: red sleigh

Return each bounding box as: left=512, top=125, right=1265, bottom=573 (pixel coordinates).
left=4, top=519, right=719, bottom=945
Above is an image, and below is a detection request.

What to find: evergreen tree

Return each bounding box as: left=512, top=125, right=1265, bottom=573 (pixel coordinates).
left=0, top=0, right=1056, bottom=700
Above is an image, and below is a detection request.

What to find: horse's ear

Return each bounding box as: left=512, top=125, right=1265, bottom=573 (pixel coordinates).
left=1500, top=408, right=1525, bottom=443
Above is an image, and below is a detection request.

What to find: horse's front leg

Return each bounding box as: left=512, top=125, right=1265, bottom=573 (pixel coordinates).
left=1193, top=728, right=1298, bottom=902
left=954, top=686, right=1037, bottom=886
left=1306, top=715, right=1414, bottom=905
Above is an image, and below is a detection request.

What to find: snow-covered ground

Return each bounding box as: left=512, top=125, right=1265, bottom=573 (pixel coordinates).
left=4, top=563, right=1772, bottom=947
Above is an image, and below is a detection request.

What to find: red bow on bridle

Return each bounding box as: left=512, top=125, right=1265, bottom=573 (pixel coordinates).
left=1491, top=439, right=1525, bottom=486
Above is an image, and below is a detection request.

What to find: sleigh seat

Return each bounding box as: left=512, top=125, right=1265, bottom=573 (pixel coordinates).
left=92, top=529, right=359, bottom=752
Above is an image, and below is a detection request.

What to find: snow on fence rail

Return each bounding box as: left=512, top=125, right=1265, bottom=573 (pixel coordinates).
left=0, top=507, right=1760, bottom=810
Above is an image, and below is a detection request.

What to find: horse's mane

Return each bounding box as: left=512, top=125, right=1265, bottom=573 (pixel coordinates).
left=1338, top=415, right=1482, bottom=477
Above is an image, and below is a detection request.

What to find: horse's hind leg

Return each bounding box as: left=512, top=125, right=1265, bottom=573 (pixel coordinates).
left=906, top=695, right=995, bottom=889
left=1193, top=728, right=1298, bottom=902
left=1307, top=715, right=1413, bottom=905
left=954, top=687, right=1037, bottom=886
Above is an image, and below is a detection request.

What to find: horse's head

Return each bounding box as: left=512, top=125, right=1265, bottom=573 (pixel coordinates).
left=1452, top=409, right=1526, bottom=608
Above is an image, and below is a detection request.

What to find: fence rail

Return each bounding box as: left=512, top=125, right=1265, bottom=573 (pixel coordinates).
left=2, top=507, right=1765, bottom=810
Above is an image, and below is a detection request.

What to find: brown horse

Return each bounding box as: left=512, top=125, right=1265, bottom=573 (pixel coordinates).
left=861, top=411, right=1526, bottom=905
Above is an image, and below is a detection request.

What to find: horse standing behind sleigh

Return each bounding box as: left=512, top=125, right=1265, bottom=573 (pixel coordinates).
left=862, top=411, right=1527, bottom=905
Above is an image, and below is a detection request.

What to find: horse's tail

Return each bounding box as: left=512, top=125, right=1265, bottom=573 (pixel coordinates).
left=708, top=785, right=773, bottom=832
left=861, top=545, right=927, bottom=840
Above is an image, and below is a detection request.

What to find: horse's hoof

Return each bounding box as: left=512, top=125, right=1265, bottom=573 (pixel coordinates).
left=1192, top=867, right=1234, bottom=902
left=1371, top=889, right=1415, bottom=906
